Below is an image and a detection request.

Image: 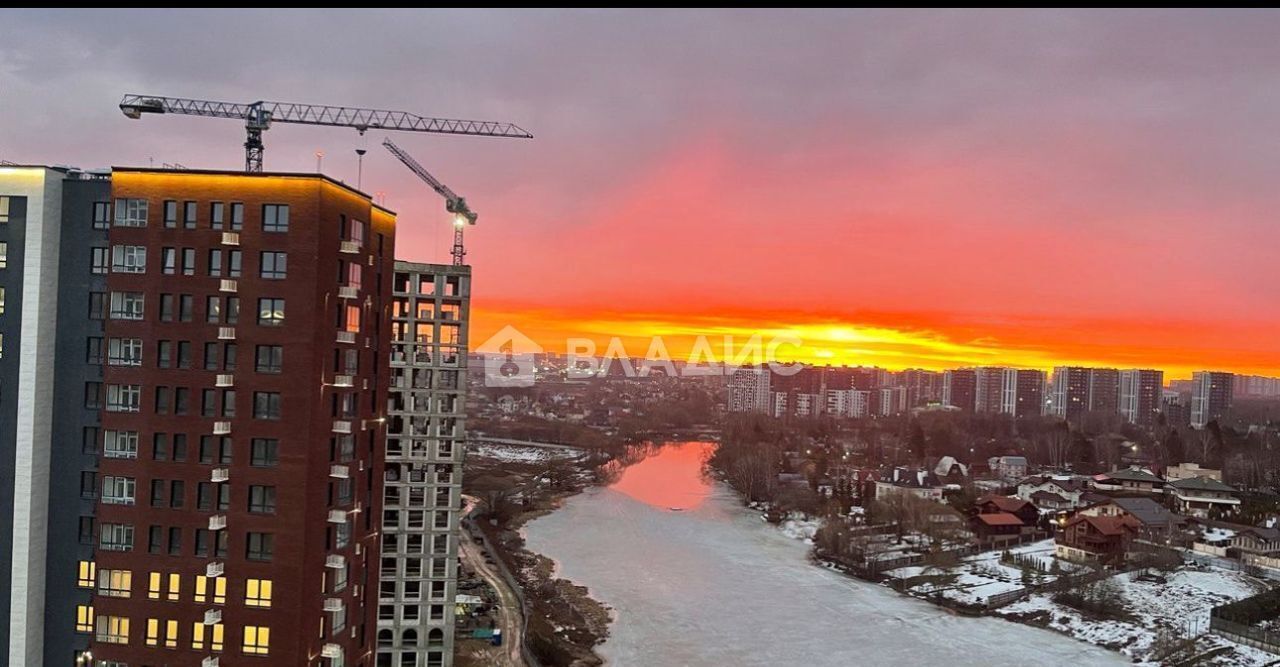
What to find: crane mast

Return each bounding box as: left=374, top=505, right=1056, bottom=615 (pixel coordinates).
left=383, top=138, right=477, bottom=266
left=120, top=94, right=532, bottom=173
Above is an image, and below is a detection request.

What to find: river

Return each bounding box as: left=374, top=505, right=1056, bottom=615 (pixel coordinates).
left=523, top=441, right=1125, bottom=666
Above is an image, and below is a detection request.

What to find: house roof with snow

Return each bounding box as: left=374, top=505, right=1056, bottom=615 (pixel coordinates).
left=1066, top=514, right=1141, bottom=536
left=977, top=495, right=1035, bottom=514
left=1106, top=497, right=1178, bottom=529
left=1030, top=490, right=1070, bottom=504
left=1097, top=467, right=1164, bottom=484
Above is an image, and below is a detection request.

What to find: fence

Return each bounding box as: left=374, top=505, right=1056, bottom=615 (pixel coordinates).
left=1209, top=588, right=1280, bottom=655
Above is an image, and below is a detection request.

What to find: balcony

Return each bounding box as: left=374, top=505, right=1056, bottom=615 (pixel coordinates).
left=321, top=644, right=343, bottom=659
left=211, top=468, right=230, bottom=483
left=219, top=279, right=237, bottom=293
left=338, top=285, right=359, bottom=300
left=336, top=331, right=356, bottom=344
left=215, top=374, right=234, bottom=387
left=217, top=326, right=236, bottom=340
left=203, top=609, right=222, bottom=625
left=330, top=464, right=350, bottom=479
left=220, top=232, right=240, bottom=246
left=213, top=421, right=232, bottom=435
left=332, top=420, right=352, bottom=434
left=325, top=554, right=346, bottom=569
left=323, top=598, right=344, bottom=612
left=208, top=515, right=227, bottom=530
left=328, top=509, right=347, bottom=523
left=333, top=374, right=354, bottom=388
left=205, top=561, right=225, bottom=578
left=339, top=240, right=360, bottom=254
left=202, top=657, right=220, bottom=667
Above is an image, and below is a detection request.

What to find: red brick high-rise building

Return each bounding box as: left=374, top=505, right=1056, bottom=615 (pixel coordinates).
left=88, top=168, right=394, bottom=666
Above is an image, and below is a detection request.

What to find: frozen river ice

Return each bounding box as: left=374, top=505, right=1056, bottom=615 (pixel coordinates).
left=524, top=442, right=1125, bottom=666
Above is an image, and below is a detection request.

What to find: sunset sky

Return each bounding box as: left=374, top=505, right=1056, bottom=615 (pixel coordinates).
left=3, top=10, right=1278, bottom=379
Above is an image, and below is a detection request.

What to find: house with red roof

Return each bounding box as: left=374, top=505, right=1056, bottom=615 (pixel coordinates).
left=1055, top=514, right=1141, bottom=565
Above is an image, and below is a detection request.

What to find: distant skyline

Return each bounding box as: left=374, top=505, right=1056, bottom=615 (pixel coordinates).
left=3, top=9, right=1279, bottom=379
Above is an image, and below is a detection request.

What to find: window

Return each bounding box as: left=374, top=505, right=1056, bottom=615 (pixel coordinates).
left=223, top=389, right=236, bottom=417
left=184, top=201, right=197, bottom=229
left=211, top=202, right=225, bottom=230
left=111, top=245, right=146, bottom=273
left=246, top=532, right=273, bottom=561
left=114, top=198, right=148, bottom=227
left=148, top=526, right=162, bottom=554
left=150, top=479, right=164, bottom=507
left=109, top=291, right=145, bottom=320
left=86, top=337, right=105, bottom=365
left=75, top=604, right=93, bottom=633
left=157, top=340, right=172, bottom=368
left=89, top=292, right=107, bottom=319
left=107, top=338, right=142, bottom=366
left=0, top=196, right=8, bottom=222
left=77, top=560, right=96, bottom=587
left=97, top=568, right=132, bottom=597
left=230, top=202, right=244, bottom=231
left=146, top=617, right=160, bottom=646
left=251, top=438, right=278, bottom=467
left=91, top=247, right=110, bottom=274
left=100, top=523, right=134, bottom=552
left=208, top=248, right=222, bottom=277
left=343, top=304, right=361, bottom=333
left=179, top=294, right=193, bottom=322
left=255, top=345, right=283, bottom=373
left=0, top=241, right=6, bottom=268
left=245, top=578, right=273, bottom=608
left=170, top=480, right=185, bottom=509
left=168, top=527, right=182, bottom=556
left=206, top=295, right=221, bottom=323
left=257, top=298, right=284, bottom=326
left=242, top=625, right=270, bottom=655
left=259, top=251, right=287, bottom=279
left=202, top=389, right=216, bottom=417
left=345, top=217, right=366, bottom=247
left=83, top=426, right=100, bottom=455
left=163, top=200, right=178, bottom=228
left=106, top=384, right=141, bottom=412
left=93, top=201, right=111, bottom=229
left=248, top=485, right=276, bottom=514
left=346, top=262, right=362, bottom=289
left=161, top=247, right=176, bottom=274
left=104, top=430, right=139, bottom=459
left=154, top=386, right=170, bottom=414
left=204, top=342, right=219, bottom=370
left=102, top=476, right=136, bottom=505
left=228, top=249, right=242, bottom=277
left=253, top=392, right=281, bottom=420
left=177, top=340, right=192, bottom=369
left=194, top=575, right=227, bottom=604
left=263, top=204, right=289, bottom=232
left=167, top=572, right=181, bottom=601
left=80, top=470, right=97, bottom=498
left=95, top=615, right=129, bottom=644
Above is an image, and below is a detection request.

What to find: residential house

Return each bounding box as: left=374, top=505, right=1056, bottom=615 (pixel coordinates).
left=1029, top=490, right=1076, bottom=512
left=975, top=495, right=1041, bottom=527
left=1016, top=474, right=1087, bottom=508
left=1079, top=496, right=1179, bottom=544
left=1055, top=514, right=1140, bottom=565
left=1165, top=462, right=1223, bottom=483
left=1093, top=466, right=1166, bottom=494
left=989, top=455, right=1028, bottom=482
left=873, top=467, right=945, bottom=502
left=1167, top=476, right=1239, bottom=518
left=973, top=512, right=1024, bottom=540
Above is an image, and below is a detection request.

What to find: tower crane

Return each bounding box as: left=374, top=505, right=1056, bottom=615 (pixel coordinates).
left=382, top=137, right=476, bottom=266
left=119, top=94, right=532, bottom=173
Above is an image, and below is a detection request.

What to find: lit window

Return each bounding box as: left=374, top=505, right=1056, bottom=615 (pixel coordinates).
left=257, top=298, right=284, bottom=326
left=97, top=569, right=131, bottom=598
left=211, top=623, right=225, bottom=651
left=95, top=614, right=129, bottom=644
left=195, top=575, right=227, bottom=604
left=168, top=573, right=181, bottom=601
left=148, top=572, right=162, bottom=600
left=75, top=604, right=93, bottom=633
left=77, top=561, right=95, bottom=588
left=107, top=338, right=143, bottom=366
left=165, top=619, right=179, bottom=648
left=191, top=622, right=205, bottom=649
left=0, top=240, right=6, bottom=268
left=0, top=196, right=9, bottom=223
left=145, top=617, right=159, bottom=646
left=110, top=245, right=147, bottom=274
left=242, top=625, right=270, bottom=655
left=245, top=579, right=272, bottom=608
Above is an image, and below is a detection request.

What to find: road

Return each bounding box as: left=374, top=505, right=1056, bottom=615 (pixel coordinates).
left=460, top=497, right=527, bottom=667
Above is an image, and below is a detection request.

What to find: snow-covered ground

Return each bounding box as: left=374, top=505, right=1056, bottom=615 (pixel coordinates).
left=525, top=443, right=1124, bottom=666
left=467, top=442, right=579, bottom=463
left=995, top=567, right=1269, bottom=664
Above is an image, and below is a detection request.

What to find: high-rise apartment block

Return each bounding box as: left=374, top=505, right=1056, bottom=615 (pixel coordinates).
left=1, top=165, right=400, bottom=667
left=726, top=367, right=772, bottom=413
left=1119, top=369, right=1164, bottom=427
left=1000, top=369, right=1046, bottom=418
left=380, top=262, right=469, bottom=667
left=973, top=367, right=1006, bottom=414
left=941, top=369, right=977, bottom=412
left=1191, top=371, right=1234, bottom=428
